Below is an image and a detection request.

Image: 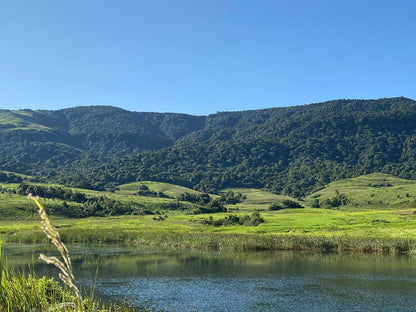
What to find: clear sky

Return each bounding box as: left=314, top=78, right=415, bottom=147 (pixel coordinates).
left=1, top=0, right=415, bottom=115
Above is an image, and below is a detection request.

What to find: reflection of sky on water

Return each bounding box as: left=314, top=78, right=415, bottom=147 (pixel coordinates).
left=4, top=244, right=416, bottom=312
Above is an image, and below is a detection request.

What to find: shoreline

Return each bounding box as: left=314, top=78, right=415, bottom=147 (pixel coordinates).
left=4, top=229, right=415, bottom=255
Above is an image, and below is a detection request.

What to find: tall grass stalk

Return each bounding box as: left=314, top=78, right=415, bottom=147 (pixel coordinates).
left=29, top=194, right=83, bottom=303
left=0, top=235, right=2, bottom=283
left=0, top=198, right=145, bottom=311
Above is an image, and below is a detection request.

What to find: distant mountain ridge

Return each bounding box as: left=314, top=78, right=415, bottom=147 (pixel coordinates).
left=1, top=97, right=416, bottom=196
left=0, top=106, right=204, bottom=171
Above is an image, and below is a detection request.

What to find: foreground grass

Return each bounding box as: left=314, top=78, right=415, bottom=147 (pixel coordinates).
left=2, top=207, right=416, bottom=254
left=0, top=263, right=159, bottom=312
left=0, top=197, right=153, bottom=312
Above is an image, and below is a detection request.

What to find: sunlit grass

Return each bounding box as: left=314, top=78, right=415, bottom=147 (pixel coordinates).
left=3, top=206, right=416, bottom=253
left=117, top=181, right=207, bottom=198
left=0, top=110, right=51, bottom=131
left=305, top=173, right=416, bottom=211
left=2, top=173, right=416, bottom=254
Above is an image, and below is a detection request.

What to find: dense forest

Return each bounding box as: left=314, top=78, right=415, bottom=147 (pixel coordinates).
left=1, top=97, right=416, bottom=197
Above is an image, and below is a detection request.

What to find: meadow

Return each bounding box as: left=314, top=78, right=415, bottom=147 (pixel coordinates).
left=2, top=173, right=416, bottom=254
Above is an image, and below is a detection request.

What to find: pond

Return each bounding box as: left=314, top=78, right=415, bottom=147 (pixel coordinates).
left=3, top=243, right=416, bottom=312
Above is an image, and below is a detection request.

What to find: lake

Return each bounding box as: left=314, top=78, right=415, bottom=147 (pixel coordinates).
left=3, top=243, right=416, bottom=312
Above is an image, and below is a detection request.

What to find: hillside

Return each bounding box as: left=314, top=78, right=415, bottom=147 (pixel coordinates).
left=304, top=173, right=416, bottom=210
left=1, top=97, right=416, bottom=196
left=0, top=106, right=204, bottom=172
left=101, top=97, right=416, bottom=196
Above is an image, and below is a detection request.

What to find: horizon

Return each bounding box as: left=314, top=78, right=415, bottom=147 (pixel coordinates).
left=2, top=95, right=414, bottom=116
left=1, top=1, right=415, bottom=115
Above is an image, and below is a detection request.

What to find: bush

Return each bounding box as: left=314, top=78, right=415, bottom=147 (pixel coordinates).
left=178, top=192, right=211, bottom=204
left=202, top=212, right=264, bottom=227
left=196, top=200, right=227, bottom=214
left=268, top=200, right=304, bottom=211
left=323, top=194, right=349, bottom=208
left=219, top=191, right=246, bottom=204
left=282, top=199, right=304, bottom=208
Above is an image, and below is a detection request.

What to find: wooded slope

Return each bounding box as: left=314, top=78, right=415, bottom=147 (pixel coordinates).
left=1, top=97, right=415, bottom=196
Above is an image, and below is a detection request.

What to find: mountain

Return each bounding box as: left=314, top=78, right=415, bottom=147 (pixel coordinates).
left=0, top=106, right=204, bottom=172
left=1, top=97, right=416, bottom=197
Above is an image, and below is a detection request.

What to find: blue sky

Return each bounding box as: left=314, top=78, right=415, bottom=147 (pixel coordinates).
left=1, top=1, right=415, bottom=115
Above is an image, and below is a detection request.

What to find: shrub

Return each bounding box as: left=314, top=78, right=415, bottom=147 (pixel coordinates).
left=196, top=200, right=227, bottom=214
left=268, top=200, right=304, bottom=211
left=202, top=212, right=264, bottom=227
left=268, top=203, right=284, bottom=211
left=282, top=199, right=304, bottom=208
left=219, top=191, right=246, bottom=204
left=323, top=194, right=349, bottom=208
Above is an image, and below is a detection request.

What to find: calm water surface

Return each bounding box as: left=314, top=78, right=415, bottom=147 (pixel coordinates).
left=3, top=243, right=416, bottom=312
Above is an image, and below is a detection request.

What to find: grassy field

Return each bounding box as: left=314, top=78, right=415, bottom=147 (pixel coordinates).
left=304, top=173, right=416, bottom=210
left=2, top=206, right=416, bottom=253
left=2, top=173, right=416, bottom=253
left=117, top=181, right=208, bottom=198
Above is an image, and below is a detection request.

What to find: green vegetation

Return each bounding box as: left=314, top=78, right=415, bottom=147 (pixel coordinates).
left=5, top=98, right=416, bottom=309
left=2, top=97, right=416, bottom=197
left=1, top=173, right=416, bottom=254
left=201, top=212, right=265, bottom=227
left=0, top=204, right=146, bottom=312
left=304, top=173, right=416, bottom=211
left=2, top=174, right=416, bottom=309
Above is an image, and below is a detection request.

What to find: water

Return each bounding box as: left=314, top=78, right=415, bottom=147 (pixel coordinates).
left=3, top=243, right=416, bottom=311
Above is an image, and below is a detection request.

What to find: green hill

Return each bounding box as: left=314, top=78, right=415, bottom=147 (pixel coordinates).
left=0, top=106, right=204, bottom=173
left=102, top=97, right=416, bottom=196
left=1, top=97, right=416, bottom=197
left=304, top=173, right=416, bottom=210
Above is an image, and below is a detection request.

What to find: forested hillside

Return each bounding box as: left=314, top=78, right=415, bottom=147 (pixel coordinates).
left=1, top=97, right=416, bottom=197
left=98, top=97, right=416, bottom=196
left=0, top=106, right=204, bottom=173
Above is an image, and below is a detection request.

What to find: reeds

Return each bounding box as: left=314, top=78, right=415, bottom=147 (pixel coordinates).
left=29, top=194, right=83, bottom=306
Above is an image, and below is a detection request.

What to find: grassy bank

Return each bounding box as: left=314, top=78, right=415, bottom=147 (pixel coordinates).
left=0, top=267, right=135, bottom=312
left=2, top=207, right=416, bottom=254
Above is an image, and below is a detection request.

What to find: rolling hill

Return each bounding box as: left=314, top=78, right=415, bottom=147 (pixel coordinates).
left=1, top=97, right=416, bottom=197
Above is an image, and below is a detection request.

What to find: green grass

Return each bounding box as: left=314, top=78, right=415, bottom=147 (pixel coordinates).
left=117, top=181, right=208, bottom=198
left=223, top=187, right=303, bottom=211
left=0, top=111, right=50, bottom=131
left=3, top=206, right=416, bottom=253
left=0, top=251, right=154, bottom=312
left=304, top=173, right=416, bottom=211
left=2, top=173, right=416, bottom=253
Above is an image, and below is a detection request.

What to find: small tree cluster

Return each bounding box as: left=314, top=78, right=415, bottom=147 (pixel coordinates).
left=322, top=193, right=349, bottom=209
left=17, top=183, right=87, bottom=203
left=268, top=199, right=304, bottom=211
left=219, top=191, right=246, bottom=204
left=178, top=192, right=211, bottom=204
left=202, top=212, right=264, bottom=227
left=195, top=200, right=227, bottom=214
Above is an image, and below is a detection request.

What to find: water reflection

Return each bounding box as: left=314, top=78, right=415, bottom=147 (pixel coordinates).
left=3, top=243, right=416, bottom=312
